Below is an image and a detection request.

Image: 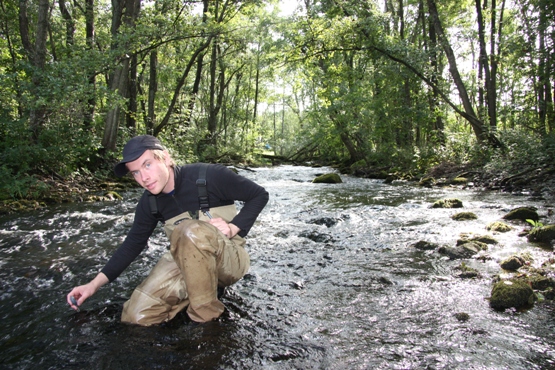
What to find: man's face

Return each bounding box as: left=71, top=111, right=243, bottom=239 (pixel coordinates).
left=126, top=150, right=174, bottom=194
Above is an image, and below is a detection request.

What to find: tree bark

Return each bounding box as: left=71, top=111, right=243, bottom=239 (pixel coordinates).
left=153, top=38, right=212, bottom=136
left=58, top=0, right=74, bottom=46
left=83, top=0, right=95, bottom=129
left=427, top=0, right=501, bottom=146
left=20, top=0, right=50, bottom=143
left=101, top=0, right=140, bottom=151
left=146, top=50, right=157, bottom=134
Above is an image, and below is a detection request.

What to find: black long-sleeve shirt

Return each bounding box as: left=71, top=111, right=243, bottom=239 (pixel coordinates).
left=101, top=163, right=269, bottom=282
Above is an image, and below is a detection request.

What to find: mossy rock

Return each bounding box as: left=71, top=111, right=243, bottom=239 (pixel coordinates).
left=438, top=241, right=487, bottom=260
left=104, top=191, right=123, bottom=201
left=419, top=177, right=436, bottom=187
left=486, top=221, right=512, bottom=232
left=528, top=275, right=555, bottom=291
left=431, top=198, right=463, bottom=209
left=503, top=207, right=539, bottom=222
left=457, top=234, right=498, bottom=246
left=312, top=173, right=342, bottom=184
left=451, top=177, right=468, bottom=185
left=452, top=212, right=478, bottom=221
left=500, top=255, right=525, bottom=271
left=455, top=262, right=480, bottom=278
left=527, top=225, right=555, bottom=243
left=454, top=312, right=470, bottom=322
left=489, top=279, right=535, bottom=310
left=411, top=240, right=439, bottom=251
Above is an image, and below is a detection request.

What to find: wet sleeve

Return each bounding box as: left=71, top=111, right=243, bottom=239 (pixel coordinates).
left=100, top=195, right=158, bottom=282
left=210, top=165, right=269, bottom=237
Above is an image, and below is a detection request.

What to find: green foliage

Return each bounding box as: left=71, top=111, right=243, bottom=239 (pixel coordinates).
left=481, top=129, right=549, bottom=174
left=0, top=165, right=50, bottom=201
left=0, top=0, right=554, bottom=203
left=526, top=219, right=544, bottom=229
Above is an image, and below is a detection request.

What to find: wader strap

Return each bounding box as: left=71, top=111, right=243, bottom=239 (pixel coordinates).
left=196, top=164, right=209, bottom=212
left=149, top=194, right=164, bottom=221
left=149, top=163, right=210, bottom=223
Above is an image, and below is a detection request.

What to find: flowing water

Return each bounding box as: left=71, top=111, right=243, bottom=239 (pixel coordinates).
left=1, top=165, right=555, bottom=369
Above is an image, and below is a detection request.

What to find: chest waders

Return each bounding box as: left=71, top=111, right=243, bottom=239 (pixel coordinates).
left=121, top=164, right=249, bottom=325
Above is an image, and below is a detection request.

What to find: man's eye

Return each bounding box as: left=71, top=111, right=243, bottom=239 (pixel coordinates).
left=145, top=162, right=151, bottom=169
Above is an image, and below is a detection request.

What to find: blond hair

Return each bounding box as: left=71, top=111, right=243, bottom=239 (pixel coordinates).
left=151, top=149, right=176, bottom=167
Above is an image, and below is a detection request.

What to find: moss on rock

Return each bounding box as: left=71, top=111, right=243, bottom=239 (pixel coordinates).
left=489, top=279, right=535, bottom=310
left=503, top=207, right=539, bottom=222
left=452, top=211, right=478, bottom=221
left=312, top=173, right=342, bottom=184
left=431, top=198, right=463, bottom=209
left=486, top=221, right=513, bottom=232
left=527, top=225, right=555, bottom=243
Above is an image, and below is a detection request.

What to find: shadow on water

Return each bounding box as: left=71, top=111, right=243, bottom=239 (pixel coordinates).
left=2, top=165, right=555, bottom=369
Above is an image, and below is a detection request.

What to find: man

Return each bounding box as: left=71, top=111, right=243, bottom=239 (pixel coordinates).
left=66, top=135, right=269, bottom=325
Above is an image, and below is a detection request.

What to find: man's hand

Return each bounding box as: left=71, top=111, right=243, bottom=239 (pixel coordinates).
left=208, top=217, right=240, bottom=238
left=66, top=273, right=109, bottom=310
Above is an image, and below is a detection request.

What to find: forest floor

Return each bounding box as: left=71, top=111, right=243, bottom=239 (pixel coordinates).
left=1, top=160, right=554, bottom=216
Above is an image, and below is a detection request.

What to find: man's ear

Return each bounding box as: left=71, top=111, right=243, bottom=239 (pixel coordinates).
left=163, top=150, right=171, bottom=165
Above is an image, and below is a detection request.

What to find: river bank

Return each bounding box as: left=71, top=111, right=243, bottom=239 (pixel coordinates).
left=1, top=159, right=554, bottom=216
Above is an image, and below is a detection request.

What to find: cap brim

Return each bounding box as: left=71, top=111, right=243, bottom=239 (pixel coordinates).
left=114, top=161, right=131, bottom=177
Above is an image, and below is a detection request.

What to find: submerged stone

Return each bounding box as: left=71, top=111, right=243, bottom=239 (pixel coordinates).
left=455, top=262, right=480, bottom=278
left=489, top=279, right=535, bottom=310
left=454, top=312, right=470, bottom=322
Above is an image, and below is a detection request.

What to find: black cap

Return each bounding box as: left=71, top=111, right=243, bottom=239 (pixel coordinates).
left=114, top=135, right=165, bottom=177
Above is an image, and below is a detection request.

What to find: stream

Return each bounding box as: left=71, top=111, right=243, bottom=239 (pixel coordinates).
left=1, top=165, right=555, bottom=369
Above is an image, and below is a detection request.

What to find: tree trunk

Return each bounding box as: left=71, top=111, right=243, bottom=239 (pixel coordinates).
left=101, top=0, right=140, bottom=151
left=153, top=39, right=211, bottom=136
left=126, top=53, right=138, bottom=133
left=58, top=0, right=74, bottom=46
left=207, top=40, right=218, bottom=140
left=25, top=0, right=50, bottom=143
left=83, top=0, right=95, bottom=129
left=425, top=0, right=444, bottom=143
left=427, top=0, right=501, bottom=146
left=146, top=50, right=157, bottom=134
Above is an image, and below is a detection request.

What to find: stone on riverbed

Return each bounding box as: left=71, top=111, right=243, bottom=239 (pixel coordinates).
left=410, top=240, right=439, bottom=251
left=431, top=198, right=463, bottom=208
left=312, top=173, right=342, bottom=184
left=451, top=211, right=478, bottom=221
left=502, top=207, right=539, bottom=222
left=455, top=262, right=481, bottom=278
left=419, top=177, right=436, bottom=187
left=527, top=225, right=555, bottom=243
left=438, top=241, right=487, bottom=260
left=486, top=221, right=513, bottom=232
left=500, top=255, right=526, bottom=271
left=489, top=279, right=535, bottom=310
left=456, top=233, right=498, bottom=245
